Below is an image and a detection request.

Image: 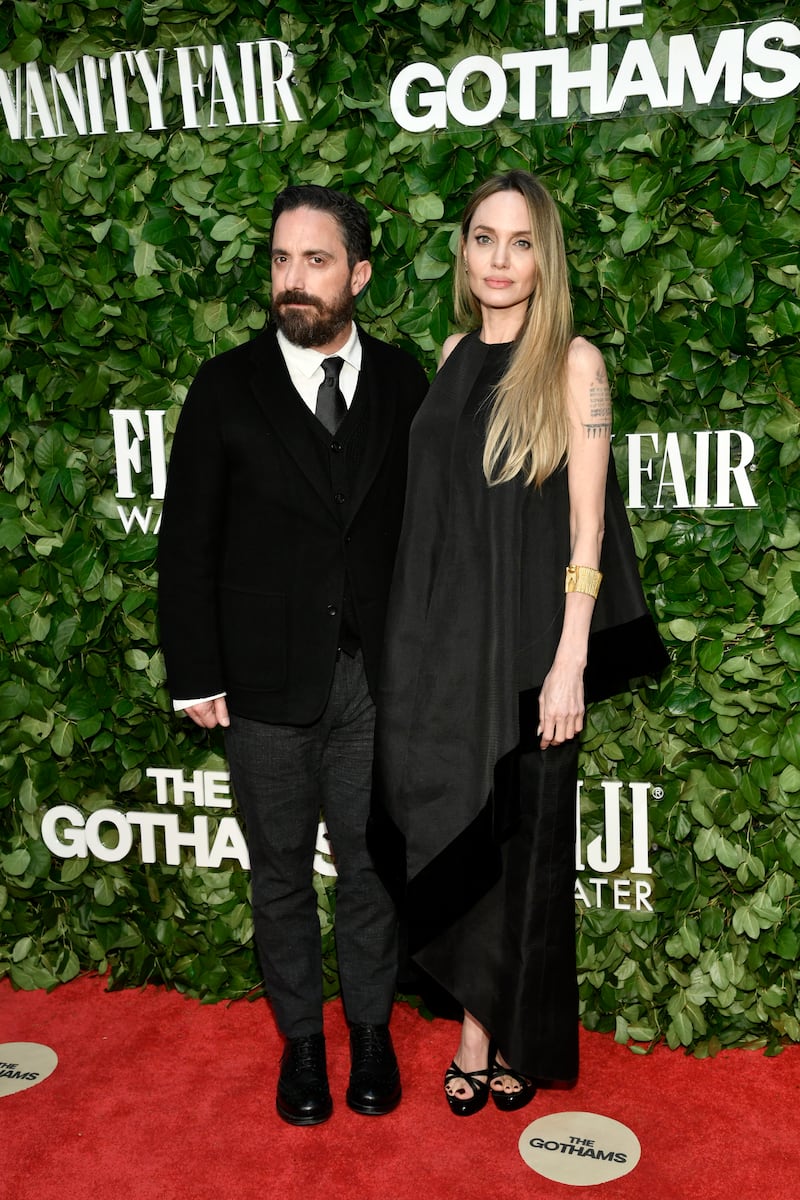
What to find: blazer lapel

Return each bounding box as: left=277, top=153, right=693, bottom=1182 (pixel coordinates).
left=347, top=331, right=396, bottom=522
left=248, top=329, right=334, bottom=511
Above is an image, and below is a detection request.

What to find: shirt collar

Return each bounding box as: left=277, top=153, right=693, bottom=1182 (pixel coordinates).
left=276, top=323, right=362, bottom=379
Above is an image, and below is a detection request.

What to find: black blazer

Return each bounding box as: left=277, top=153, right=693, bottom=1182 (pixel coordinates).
left=157, top=325, right=428, bottom=724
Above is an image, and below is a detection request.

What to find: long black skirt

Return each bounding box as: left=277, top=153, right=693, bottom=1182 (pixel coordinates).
left=413, top=719, right=580, bottom=1084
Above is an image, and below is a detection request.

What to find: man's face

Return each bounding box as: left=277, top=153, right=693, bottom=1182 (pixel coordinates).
left=270, top=206, right=371, bottom=353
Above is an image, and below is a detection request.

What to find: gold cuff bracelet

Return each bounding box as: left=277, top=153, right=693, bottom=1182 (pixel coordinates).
left=565, top=564, right=603, bottom=599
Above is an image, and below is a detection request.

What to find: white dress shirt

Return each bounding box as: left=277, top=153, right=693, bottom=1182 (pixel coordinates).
left=276, top=323, right=362, bottom=410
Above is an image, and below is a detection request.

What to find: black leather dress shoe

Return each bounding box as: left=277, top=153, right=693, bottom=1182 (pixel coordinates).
left=276, top=1033, right=332, bottom=1126
left=346, top=1024, right=401, bottom=1115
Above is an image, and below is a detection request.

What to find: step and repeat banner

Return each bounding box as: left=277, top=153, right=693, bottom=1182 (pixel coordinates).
left=1, top=0, right=799, bottom=1054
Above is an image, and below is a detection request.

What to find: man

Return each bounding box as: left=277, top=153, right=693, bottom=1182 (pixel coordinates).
left=157, top=185, right=428, bottom=1125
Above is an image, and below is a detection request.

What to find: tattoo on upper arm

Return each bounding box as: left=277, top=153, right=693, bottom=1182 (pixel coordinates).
left=585, top=368, right=612, bottom=440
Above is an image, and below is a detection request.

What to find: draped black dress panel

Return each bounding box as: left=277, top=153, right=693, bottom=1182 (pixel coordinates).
left=373, top=332, right=668, bottom=1080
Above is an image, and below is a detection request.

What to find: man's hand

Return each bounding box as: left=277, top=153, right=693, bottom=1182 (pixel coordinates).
left=183, top=697, right=230, bottom=729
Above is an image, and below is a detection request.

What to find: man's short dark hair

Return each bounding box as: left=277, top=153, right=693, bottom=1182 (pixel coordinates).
left=271, top=184, right=372, bottom=269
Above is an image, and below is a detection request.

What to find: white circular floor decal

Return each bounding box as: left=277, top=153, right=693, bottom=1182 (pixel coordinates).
left=519, top=1111, right=641, bottom=1186
left=0, top=1043, right=58, bottom=1097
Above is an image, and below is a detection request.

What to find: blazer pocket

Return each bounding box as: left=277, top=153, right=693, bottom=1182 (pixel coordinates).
left=219, top=588, right=287, bottom=693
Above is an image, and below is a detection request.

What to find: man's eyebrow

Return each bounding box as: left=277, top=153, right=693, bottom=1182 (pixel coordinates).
left=271, top=246, right=335, bottom=257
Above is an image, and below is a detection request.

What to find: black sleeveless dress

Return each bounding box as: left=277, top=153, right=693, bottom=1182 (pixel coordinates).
left=372, top=332, right=667, bottom=1080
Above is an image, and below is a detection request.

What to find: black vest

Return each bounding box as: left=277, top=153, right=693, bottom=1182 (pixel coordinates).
left=301, top=371, right=370, bottom=654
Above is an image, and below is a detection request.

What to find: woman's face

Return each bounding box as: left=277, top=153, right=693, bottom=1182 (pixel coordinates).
left=462, top=189, right=537, bottom=320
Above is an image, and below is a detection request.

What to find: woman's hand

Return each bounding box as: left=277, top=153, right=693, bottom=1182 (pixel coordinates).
left=538, top=658, right=585, bottom=748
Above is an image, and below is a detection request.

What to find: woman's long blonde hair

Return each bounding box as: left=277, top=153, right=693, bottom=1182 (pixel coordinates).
left=454, top=171, right=574, bottom=488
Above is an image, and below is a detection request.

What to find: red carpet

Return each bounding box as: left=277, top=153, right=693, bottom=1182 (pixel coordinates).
left=1, top=974, right=798, bottom=1199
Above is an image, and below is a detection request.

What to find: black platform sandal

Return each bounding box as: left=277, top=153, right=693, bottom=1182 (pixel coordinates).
left=444, top=1060, right=490, bottom=1117
left=490, top=1058, right=537, bottom=1112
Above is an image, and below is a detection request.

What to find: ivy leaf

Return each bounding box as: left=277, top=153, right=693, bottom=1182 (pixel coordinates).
left=711, top=258, right=753, bottom=306
left=33, top=429, right=68, bottom=470
left=620, top=215, right=652, bottom=253
left=408, top=194, right=445, bottom=221
left=210, top=215, right=250, bottom=242
left=694, top=827, right=718, bottom=862
left=752, top=97, right=797, bottom=144
left=10, top=32, right=42, bottom=62
left=777, top=717, right=800, bottom=769
left=2, top=849, right=31, bottom=876
left=0, top=519, right=25, bottom=550
left=51, top=720, right=75, bottom=758
left=142, top=217, right=179, bottom=246
left=94, top=877, right=116, bottom=906
left=10, top=962, right=59, bottom=990
left=51, top=615, right=80, bottom=661
left=773, top=300, right=800, bottom=336
left=763, top=562, right=800, bottom=625
left=0, top=682, right=31, bottom=720
left=739, top=144, right=778, bottom=186
left=419, top=2, right=453, bottom=27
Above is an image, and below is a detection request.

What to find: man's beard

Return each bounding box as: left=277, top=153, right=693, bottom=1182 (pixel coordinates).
left=272, top=284, right=355, bottom=348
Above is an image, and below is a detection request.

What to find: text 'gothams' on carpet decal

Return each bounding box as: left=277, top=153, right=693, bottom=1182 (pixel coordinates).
left=519, top=1111, right=641, bottom=1185
left=0, top=1044, right=59, bottom=1098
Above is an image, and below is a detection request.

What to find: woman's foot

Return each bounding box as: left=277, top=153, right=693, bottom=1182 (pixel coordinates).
left=444, top=1059, right=489, bottom=1116
left=444, top=1011, right=491, bottom=1116
left=490, top=1053, right=537, bottom=1112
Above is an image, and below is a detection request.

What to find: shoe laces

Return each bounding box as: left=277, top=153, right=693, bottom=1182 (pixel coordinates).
left=290, top=1036, right=324, bottom=1072
left=351, top=1024, right=389, bottom=1063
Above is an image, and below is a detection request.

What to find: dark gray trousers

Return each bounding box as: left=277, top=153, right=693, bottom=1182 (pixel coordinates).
left=224, top=650, right=398, bottom=1039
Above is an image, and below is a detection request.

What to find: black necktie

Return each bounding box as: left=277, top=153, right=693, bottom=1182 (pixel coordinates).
left=316, top=356, right=347, bottom=434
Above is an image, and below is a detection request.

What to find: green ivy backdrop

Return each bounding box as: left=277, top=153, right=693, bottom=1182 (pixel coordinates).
left=1, top=0, right=799, bottom=1058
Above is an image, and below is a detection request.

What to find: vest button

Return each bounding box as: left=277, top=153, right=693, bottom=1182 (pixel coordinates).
left=330, top=441, right=343, bottom=453
left=334, top=491, right=346, bottom=504
left=327, top=604, right=337, bottom=616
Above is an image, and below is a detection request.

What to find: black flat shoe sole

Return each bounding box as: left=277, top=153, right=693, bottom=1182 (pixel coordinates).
left=276, top=1098, right=333, bottom=1125
left=346, top=1089, right=402, bottom=1116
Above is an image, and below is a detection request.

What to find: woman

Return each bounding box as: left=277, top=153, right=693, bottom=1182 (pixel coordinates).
left=372, top=171, right=667, bottom=1115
